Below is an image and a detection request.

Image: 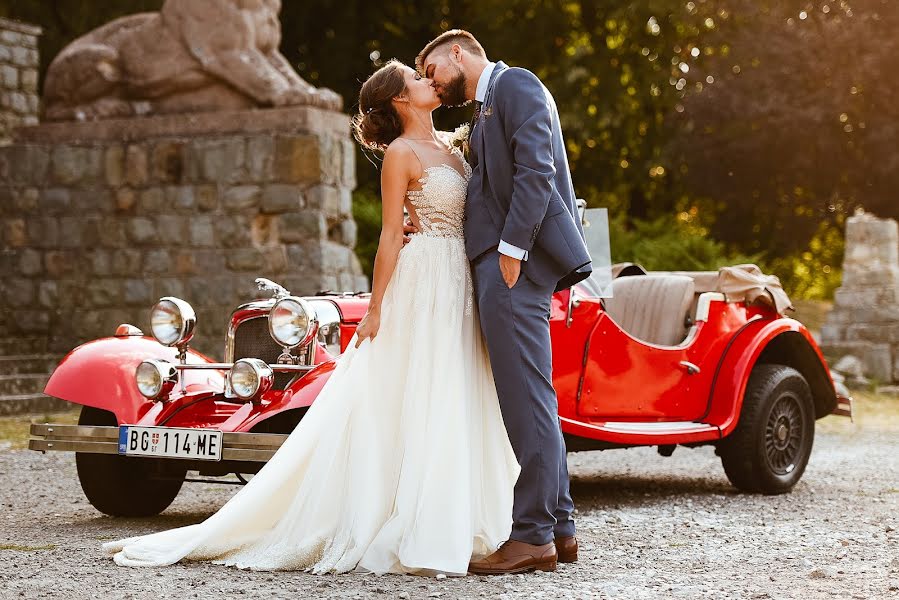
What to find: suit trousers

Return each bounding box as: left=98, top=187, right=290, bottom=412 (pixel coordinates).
left=471, top=249, right=576, bottom=545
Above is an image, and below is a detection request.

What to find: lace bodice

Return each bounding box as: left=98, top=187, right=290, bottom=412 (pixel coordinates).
left=403, top=141, right=471, bottom=240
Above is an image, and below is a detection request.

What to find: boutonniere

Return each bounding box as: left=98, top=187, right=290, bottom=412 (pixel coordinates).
left=482, top=107, right=493, bottom=118
left=449, top=124, right=470, bottom=160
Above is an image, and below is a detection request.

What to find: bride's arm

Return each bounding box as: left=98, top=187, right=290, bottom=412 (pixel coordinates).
left=355, top=141, right=415, bottom=347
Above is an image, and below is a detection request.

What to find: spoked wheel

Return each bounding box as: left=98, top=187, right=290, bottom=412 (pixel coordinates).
left=765, top=394, right=805, bottom=476
left=75, top=406, right=186, bottom=517
left=719, top=364, right=815, bottom=494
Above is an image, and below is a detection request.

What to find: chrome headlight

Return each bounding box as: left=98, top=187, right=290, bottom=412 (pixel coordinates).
left=150, top=297, right=196, bottom=347
left=230, top=358, right=274, bottom=400
left=268, top=297, right=317, bottom=348
left=135, top=359, right=178, bottom=400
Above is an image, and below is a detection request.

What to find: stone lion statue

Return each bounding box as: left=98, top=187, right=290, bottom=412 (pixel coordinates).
left=43, top=0, right=342, bottom=121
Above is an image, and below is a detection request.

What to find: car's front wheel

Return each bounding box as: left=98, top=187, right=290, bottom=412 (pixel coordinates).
left=75, top=406, right=186, bottom=517
left=719, top=364, right=815, bottom=494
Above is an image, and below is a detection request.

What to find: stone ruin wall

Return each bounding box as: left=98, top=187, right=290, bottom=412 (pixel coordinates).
left=0, top=106, right=367, bottom=359
left=0, top=18, right=40, bottom=144
left=821, top=213, right=899, bottom=386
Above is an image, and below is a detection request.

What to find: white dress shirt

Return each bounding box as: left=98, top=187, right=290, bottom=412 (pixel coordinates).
left=474, top=61, right=529, bottom=262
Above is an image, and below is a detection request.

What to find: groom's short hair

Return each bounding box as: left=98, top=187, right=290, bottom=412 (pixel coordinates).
left=416, top=29, right=486, bottom=73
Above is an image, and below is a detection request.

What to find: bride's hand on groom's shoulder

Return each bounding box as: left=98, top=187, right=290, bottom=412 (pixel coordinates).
left=355, top=309, right=381, bottom=348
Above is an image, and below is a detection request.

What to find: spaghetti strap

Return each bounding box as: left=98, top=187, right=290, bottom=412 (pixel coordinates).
left=397, top=138, right=424, bottom=167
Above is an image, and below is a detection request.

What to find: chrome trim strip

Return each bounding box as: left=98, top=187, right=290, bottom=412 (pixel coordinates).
left=31, top=424, right=118, bottom=439
left=29, top=439, right=118, bottom=454
left=114, top=323, right=144, bottom=337
left=173, top=363, right=314, bottom=372
left=602, top=421, right=711, bottom=432
left=225, top=301, right=277, bottom=364
left=221, top=431, right=289, bottom=447
left=560, top=415, right=718, bottom=435
left=221, top=448, right=281, bottom=461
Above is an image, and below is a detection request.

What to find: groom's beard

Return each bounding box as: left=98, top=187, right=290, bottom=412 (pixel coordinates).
left=437, top=70, right=469, bottom=107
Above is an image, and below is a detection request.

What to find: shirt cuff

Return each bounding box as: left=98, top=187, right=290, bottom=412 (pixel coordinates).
left=498, top=240, right=529, bottom=261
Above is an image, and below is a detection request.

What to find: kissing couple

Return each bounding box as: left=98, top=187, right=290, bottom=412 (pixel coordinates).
left=104, top=29, right=592, bottom=577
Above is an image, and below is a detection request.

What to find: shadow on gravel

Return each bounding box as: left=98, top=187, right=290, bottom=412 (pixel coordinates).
left=570, top=473, right=736, bottom=509
left=69, top=512, right=218, bottom=533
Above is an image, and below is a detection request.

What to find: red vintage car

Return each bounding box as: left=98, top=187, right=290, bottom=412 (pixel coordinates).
left=29, top=218, right=852, bottom=517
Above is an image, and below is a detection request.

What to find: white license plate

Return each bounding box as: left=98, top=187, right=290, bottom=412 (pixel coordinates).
left=118, top=426, right=223, bottom=461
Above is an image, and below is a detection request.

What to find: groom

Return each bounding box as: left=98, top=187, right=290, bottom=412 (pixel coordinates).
left=416, top=30, right=592, bottom=574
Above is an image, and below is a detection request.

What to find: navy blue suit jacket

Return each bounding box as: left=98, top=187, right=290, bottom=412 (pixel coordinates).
left=465, top=62, right=592, bottom=292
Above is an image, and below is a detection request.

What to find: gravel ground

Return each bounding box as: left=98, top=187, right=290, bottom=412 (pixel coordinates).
left=1, top=413, right=896, bottom=600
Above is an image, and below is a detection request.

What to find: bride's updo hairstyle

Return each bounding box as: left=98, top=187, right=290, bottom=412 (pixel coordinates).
left=353, top=60, right=407, bottom=152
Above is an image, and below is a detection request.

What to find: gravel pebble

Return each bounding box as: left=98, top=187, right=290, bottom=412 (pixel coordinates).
left=1, top=424, right=896, bottom=599
left=808, top=566, right=838, bottom=579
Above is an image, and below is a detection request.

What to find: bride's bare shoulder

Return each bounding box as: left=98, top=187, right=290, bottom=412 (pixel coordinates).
left=382, top=139, right=420, bottom=177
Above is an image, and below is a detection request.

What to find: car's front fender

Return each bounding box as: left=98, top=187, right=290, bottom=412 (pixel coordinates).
left=44, top=336, right=222, bottom=424
left=706, top=317, right=837, bottom=437
left=237, top=359, right=338, bottom=431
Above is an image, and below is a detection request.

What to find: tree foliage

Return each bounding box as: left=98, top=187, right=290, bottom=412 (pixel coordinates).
left=675, top=0, right=899, bottom=257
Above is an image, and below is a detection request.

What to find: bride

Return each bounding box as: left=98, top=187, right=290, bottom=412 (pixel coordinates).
left=102, top=60, right=520, bottom=576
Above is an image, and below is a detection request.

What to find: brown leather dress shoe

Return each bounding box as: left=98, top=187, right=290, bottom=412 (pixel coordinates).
left=555, top=535, right=578, bottom=563
left=468, top=540, right=557, bottom=575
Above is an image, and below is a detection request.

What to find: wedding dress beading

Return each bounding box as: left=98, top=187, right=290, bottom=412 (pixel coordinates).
left=103, top=139, right=520, bottom=576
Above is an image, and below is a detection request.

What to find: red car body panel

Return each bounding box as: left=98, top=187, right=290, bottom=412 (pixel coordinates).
left=577, top=300, right=749, bottom=421
left=330, top=298, right=369, bottom=323
left=44, top=336, right=223, bottom=425
left=43, top=334, right=340, bottom=431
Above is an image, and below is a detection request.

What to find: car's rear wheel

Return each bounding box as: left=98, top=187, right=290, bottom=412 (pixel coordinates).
left=75, top=406, right=186, bottom=517
left=719, top=364, right=815, bottom=494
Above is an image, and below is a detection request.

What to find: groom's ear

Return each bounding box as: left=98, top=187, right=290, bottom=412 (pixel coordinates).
left=451, top=43, right=464, bottom=62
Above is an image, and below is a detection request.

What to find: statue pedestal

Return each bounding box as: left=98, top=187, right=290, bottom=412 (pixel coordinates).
left=0, top=106, right=366, bottom=358
left=821, top=213, right=899, bottom=383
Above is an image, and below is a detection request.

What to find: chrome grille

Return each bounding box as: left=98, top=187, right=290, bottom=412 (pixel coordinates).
left=232, top=317, right=294, bottom=390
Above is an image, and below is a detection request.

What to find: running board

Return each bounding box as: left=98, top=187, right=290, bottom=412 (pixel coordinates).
left=560, top=416, right=721, bottom=445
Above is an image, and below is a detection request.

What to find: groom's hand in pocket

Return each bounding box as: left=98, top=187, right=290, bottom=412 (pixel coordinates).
left=402, top=219, right=418, bottom=245
left=499, top=254, right=521, bottom=288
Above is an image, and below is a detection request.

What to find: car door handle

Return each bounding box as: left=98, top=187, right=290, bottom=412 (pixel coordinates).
left=679, top=361, right=700, bottom=375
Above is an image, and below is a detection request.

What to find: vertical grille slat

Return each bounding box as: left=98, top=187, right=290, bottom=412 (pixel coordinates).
left=232, top=317, right=294, bottom=390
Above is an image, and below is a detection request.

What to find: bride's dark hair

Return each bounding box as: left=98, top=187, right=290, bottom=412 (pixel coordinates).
left=352, top=60, right=407, bottom=152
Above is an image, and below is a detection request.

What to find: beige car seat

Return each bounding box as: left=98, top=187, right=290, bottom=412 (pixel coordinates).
left=603, top=275, right=695, bottom=346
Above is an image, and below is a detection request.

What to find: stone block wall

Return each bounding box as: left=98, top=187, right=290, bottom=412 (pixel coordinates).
left=0, top=106, right=367, bottom=359
left=0, top=18, right=40, bottom=144
left=821, top=213, right=899, bottom=384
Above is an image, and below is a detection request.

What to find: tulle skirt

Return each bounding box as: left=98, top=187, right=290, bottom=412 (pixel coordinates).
left=103, top=234, right=520, bottom=575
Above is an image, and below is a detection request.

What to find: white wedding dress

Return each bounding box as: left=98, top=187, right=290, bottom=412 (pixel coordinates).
left=103, top=138, right=520, bottom=576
